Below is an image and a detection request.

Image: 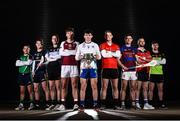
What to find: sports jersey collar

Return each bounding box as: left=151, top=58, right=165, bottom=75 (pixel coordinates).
left=84, top=41, right=92, bottom=44
left=125, top=44, right=131, bottom=47
left=138, top=47, right=146, bottom=52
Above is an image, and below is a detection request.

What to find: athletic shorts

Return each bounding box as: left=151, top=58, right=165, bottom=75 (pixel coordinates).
left=33, top=71, right=46, bottom=83
left=101, top=68, right=119, bottom=79
left=150, top=74, right=164, bottom=83
left=47, top=61, right=61, bottom=80
left=80, top=69, right=97, bottom=79
left=61, top=65, right=79, bottom=78
left=18, top=73, right=32, bottom=86
left=122, top=71, right=137, bottom=81
left=137, top=72, right=149, bottom=82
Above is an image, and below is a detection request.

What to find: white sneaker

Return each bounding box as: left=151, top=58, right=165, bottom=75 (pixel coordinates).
left=28, top=103, right=35, bottom=110
left=56, top=104, right=65, bottom=111
left=73, top=104, right=79, bottom=111
left=15, top=103, right=24, bottom=111
left=45, top=104, right=55, bottom=111
left=52, top=104, right=61, bottom=111
left=143, top=103, right=155, bottom=110
left=136, top=103, right=141, bottom=110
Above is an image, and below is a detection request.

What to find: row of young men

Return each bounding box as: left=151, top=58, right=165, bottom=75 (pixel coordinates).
left=15, top=28, right=166, bottom=111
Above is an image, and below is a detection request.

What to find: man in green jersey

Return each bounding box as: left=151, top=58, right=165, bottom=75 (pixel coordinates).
left=15, top=45, right=34, bottom=110
left=149, top=41, right=167, bottom=109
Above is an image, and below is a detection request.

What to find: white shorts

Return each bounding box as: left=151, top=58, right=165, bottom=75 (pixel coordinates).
left=61, top=65, right=79, bottom=78
left=122, top=71, right=137, bottom=81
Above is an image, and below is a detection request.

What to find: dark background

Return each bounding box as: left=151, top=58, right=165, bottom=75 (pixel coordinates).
left=0, top=0, right=179, bottom=105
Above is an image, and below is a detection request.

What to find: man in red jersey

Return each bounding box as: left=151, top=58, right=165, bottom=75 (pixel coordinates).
left=100, top=30, right=121, bottom=109
left=135, top=38, right=155, bottom=110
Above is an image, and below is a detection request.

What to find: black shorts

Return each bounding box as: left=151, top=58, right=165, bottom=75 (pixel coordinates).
left=18, top=73, right=32, bottom=86
left=137, top=72, right=149, bottom=82
left=101, top=68, right=119, bottom=79
left=47, top=61, right=61, bottom=80
left=150, top=74, right=164, bottom=83
left=33, top=71, right=46, bottom=83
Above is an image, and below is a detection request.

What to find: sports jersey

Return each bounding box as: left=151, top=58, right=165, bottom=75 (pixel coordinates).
left=100, top=42, right=120, bottom=69
left=60, top=41, right=79, bottom=65
left=150, top=51, right=165, bottom=75
left=120, top=45, right=137, bottom=71
left=136, top=47, right=152, bottom=73
left=16, top=54, right=33, bottom=74
left=75, top=41, right=101, bottom=69
left=32, top=50, right=46, bottom=73
left=45, top=45, right=61, bottom=63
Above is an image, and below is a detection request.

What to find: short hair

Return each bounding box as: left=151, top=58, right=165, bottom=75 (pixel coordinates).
left=84, top=29, right=93, bottom=35
left=137, top=37, right=145, bottom=45
left=23, top=44, right=30, bottom=49
left=65, top=27, right=74, bottom=33
left=124, top=33, right=133, bottom=40
left=104, top=30, right=113, bottom=39
left=36, top=38, right=44, bottom=45
left=104, top=30, right=112, bottom=35
left=151, top=40, right=159, bottom=45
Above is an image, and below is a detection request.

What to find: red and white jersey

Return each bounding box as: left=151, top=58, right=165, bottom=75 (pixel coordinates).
left=60, top=41, right=79, bottom=65
left=100, top=42, right=120, bottom=69
left=136, top=47, right=152, bottom=72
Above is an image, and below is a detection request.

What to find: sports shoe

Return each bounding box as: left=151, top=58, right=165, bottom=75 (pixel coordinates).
left=100, top=105, right=106, bottom=110
left=143, top=103, right=155, bottom=110
left=120, top=105, right=126, bottom=110
left=159, top=104, right=168, bottom=109
left=52, top=104, right=61, bottom=111
left=113, top=105, right=121, bottom=110
left=28, top=103, right=35, bottom=110
left=93, top=104, right=100, bottom=111
left=15, top=103, right=24, bottom=111
left=79, top=105, right=85, bottom=112
left=135, top=103, right=141, bottom=110
left=56, top=104, right=65, bottom=111
left=73, top=104, right=79, bottom=111
left=45, top=104, right=55, bottom=111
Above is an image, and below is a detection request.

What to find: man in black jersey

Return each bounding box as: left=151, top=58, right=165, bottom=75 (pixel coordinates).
left=32, top=39, right=50, bottom=109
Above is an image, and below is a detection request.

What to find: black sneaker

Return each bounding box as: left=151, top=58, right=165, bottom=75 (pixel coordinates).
left=79, top=105, right=85, bottom=112
left=113, top=105, right=121, bottom=110
left=100, top=105, right=106, bottom=110
left=120, top=105, right=126, bottom=110
left=159, top=104, right=168, bottom=109
left=93, top=105, right=99, bottom=111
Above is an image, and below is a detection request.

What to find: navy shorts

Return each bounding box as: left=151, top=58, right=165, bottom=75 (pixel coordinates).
left=33, top=71, right=46, bottom=83
left=18, top=73, right=32, bottom=86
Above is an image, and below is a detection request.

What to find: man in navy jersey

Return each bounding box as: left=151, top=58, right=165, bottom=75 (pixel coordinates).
left=118, top=34, right=137, bottom=109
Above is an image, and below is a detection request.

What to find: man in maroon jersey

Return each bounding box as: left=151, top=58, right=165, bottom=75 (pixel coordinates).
left=57, top=27, right=79, bottom=111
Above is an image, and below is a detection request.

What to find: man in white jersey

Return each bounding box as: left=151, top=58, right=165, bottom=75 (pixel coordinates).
left=57, top=27, right=79, bottom=111
left=75, top=29, right=101, bottom=111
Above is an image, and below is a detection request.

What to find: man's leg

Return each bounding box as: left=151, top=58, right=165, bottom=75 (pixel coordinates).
left=71, top=76, right=79, bottom=110
left=80, top=78, right=87, bottom=109
left=100, top=78, right=109, bottom=108
left=111, top=78, right=119, bottom=109
left=90, top=78, right=98, bottom=108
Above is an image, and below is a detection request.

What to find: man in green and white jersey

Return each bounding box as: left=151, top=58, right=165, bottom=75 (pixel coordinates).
left=15, top=45, right=34, bottom=110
